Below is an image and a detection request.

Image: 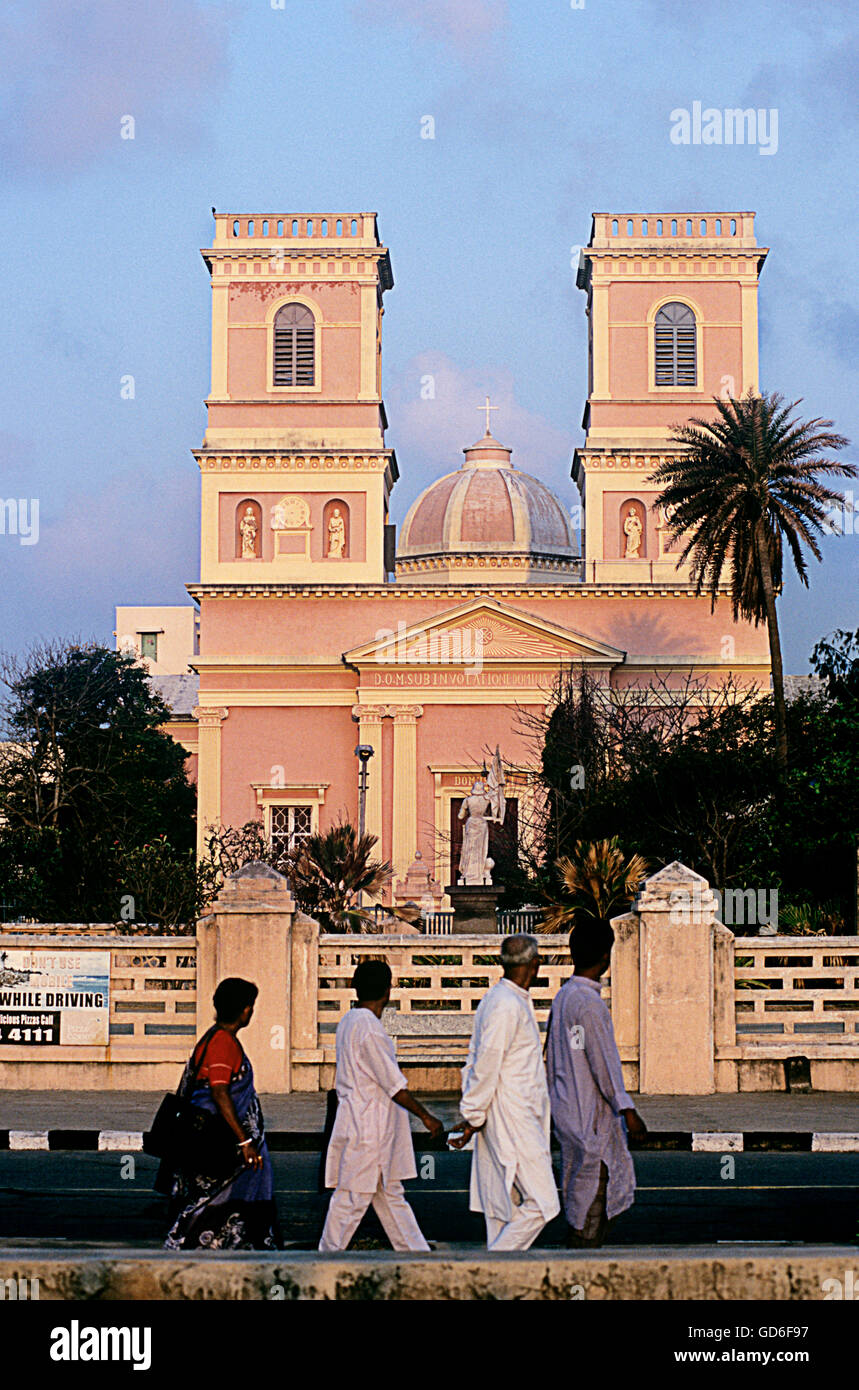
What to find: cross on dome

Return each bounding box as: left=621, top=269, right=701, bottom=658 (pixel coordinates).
left=478, top=396, right=499, bottom=435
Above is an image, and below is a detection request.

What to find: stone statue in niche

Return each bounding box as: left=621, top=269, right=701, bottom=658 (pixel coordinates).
left=623, top=505, right=644, bottom=558
left=239, top=506, right=258, bottom=558
left=327, top=507, right=346, bottom=558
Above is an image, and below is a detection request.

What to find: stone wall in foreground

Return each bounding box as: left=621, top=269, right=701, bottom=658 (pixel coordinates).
left=0, top=1246, right=852, bottom=1301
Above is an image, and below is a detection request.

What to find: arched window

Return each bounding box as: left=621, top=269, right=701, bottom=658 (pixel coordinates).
left=273, top=303, right=315, bottom=386
left=654, top=302, right=697, bottom=386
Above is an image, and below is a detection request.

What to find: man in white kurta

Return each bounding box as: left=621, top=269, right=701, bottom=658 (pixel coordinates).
left=319, top=960, right=444, bottom=1252
left=546, top=919, right=647, bottom=1246
left=452, top=935, right=560, bottom=1251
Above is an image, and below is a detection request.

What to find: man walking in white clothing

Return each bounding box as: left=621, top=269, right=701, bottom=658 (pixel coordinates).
left=546, top=919, right=647, bottom=1247
left=450, top=934, right=560, bottom=1251
left=319, top=960, right=444, bottom=1252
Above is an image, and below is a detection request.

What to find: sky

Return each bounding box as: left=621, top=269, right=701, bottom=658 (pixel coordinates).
left=0, top=0, right=856, bottom=672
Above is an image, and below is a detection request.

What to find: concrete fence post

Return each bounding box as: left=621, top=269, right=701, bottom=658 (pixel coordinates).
left=609, top=910, right=641, bottom=1093
left=196, top=861, right=298, bottom=1092
left=713, top=920, right=738, bottom=1092
left=290, top=910, right=321, bottom=1091
left=634, top=861, right=721, bottom=1095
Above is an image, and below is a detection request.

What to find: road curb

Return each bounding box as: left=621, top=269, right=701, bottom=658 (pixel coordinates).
left=0, top=1245, right=855, bottom=1300
left=2, top=1129, right=859, bottom=1152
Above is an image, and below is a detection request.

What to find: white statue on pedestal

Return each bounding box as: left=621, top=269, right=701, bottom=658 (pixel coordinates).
left=457, top=749, right=506, bottom=886
left=458, top=781, right=492, bottom=886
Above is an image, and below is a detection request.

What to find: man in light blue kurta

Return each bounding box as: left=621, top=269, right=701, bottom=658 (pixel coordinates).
left=547, top=919, right=647, bottom=1247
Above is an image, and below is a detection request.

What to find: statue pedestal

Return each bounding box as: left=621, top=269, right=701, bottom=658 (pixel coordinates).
left=446, top=885, right=504, bottom=934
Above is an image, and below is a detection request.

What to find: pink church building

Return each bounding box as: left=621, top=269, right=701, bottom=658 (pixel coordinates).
left=138, top=210, right=771, bottom=900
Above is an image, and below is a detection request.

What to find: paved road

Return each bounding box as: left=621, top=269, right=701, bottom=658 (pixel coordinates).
left=0, top=1151, right=856, bottom=1247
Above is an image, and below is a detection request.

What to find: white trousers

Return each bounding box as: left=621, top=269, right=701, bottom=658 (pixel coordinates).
left=485, top=1191, right=547, bottom=1252
left=319, top=1179, right=430, bottom=1253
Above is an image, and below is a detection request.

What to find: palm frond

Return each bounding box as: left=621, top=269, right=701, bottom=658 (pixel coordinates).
left=539, top=837, right=649, bottom=934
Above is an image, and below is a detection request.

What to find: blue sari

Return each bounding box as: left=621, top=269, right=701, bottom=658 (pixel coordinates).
left=163, top=1031, right=281, bottom=1250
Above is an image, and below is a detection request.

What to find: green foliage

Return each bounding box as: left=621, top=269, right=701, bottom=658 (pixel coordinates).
left=285, top=822, right=391, bottom=932
left=650, top=390, right=853, bottom=775
left=810, top=627, right=859, bottom=702
left=526, top=665, right=774, bottom=893
left=0, top=641, right=196, bottom=924
left=110, top=837, right=213, bottom=934
left=652, top=392, right=852, bottom=622
left=542, top=838, right=649, bottom=934
left=778, top=899, right=844, bottom=936
left=526, top=650, right=859, bottom=935
left=763, top=689, right=859, bottom=930
left=200, top=820, right=280, bottom=882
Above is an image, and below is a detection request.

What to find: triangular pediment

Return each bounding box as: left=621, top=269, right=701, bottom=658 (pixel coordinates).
left=344, top=598, right=626, bottom=666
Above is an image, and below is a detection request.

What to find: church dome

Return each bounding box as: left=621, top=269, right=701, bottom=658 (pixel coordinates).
left=396, top=430, right=579, bottom=584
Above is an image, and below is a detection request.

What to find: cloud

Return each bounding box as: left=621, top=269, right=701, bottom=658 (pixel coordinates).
left=0, top=0, right=235, bottom=175
left=355, top=0, right=507, bottom=58
left=385, top=351, right=575, bottom=516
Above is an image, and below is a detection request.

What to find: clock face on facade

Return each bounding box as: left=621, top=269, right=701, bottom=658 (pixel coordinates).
left=271, top=495, right=311, bottom=530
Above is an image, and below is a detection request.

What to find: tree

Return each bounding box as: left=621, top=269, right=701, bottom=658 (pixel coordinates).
left=200, top=820, right=279, bottom=885
left=109, top=837, right=213, bottom=934
left=650, top=391, right=853, bottom=777
left=810, top=627, right=859, bottom=702
left=284, top=823, right=391, bottom=932
left=516, top=664, right=771, bottom=895
left=764, top=633, right=859, bottom=930
left=0, top=641, right=195, bottom=921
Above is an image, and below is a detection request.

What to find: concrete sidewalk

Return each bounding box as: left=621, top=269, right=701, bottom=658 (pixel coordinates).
left=0, top=1090, right=857, bottom=1150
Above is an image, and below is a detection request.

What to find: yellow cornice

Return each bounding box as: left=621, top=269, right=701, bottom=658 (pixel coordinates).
left=186, top=581, right=731, bottom=599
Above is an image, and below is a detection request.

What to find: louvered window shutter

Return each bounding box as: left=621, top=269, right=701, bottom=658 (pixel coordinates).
left=273, top=304, right=315, bottom=386
left=654, top=302, right=697, bottom=386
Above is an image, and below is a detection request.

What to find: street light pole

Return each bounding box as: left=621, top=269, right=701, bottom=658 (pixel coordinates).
left=355, top=743, right=374, bottom=837
left=354, top=744, right=374, bottom=908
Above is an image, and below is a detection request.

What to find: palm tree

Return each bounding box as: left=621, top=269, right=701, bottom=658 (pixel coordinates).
left=542, top=837, right=649, bottom=934
left=650, top=391, right=853, bottom=777
left=285, top=822, right=391, bottom=932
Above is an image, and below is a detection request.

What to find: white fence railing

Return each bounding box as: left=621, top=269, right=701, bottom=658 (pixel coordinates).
left=733, top=937, right=859, bottom=1040
left=379, top=907, right=545, bottom=936
left=317, top=933, right=585, bottom=1065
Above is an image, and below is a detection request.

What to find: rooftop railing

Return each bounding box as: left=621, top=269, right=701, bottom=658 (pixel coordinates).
left=590, top=212, right=758, bottom=248
left=211, top=212, right=381, bottom=248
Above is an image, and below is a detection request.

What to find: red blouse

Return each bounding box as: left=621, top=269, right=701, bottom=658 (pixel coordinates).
left=193, top=1029, right=243, bottom=1086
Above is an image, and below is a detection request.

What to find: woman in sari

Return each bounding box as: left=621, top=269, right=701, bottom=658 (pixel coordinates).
left=163, top=976, right=281, bottom=1250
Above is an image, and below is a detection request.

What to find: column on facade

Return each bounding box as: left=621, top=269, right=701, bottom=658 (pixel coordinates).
left=590, top=281, right=610, bottom=397
left=193, top=705, right=229, bottom=856
left=210, top=275, right=229, bottom=398
left=358, top=282, right=377, bottom=400
left=391, top=704, right=423, bottom=882
left=351, top=704, right=386, bottom=845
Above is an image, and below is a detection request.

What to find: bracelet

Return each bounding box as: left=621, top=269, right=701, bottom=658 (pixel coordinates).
left=237, top=1138, right=253, bottom=1148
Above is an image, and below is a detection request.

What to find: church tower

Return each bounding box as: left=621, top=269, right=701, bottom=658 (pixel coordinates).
left=573, top=211, right=768, bottom=581
left=197, top=212, right=397, bottom=585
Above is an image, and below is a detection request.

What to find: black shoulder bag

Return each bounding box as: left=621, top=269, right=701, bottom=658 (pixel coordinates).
left=144, top=1025, right=243, bottom=1178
